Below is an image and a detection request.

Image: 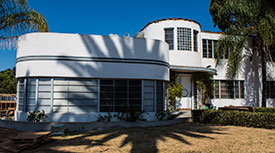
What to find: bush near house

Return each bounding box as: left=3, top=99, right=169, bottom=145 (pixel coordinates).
left=252, top=107, right=275, bottom=113
left=192, top=109, right=275, bottom=129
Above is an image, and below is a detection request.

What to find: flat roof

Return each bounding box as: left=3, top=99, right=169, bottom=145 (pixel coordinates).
left=140, top=18, right=201, bottom=32
left=201, top=31, right=223, bottom=34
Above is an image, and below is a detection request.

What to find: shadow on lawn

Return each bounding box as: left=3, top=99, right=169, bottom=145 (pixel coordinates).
left=26, top=123, right=226, bottom=153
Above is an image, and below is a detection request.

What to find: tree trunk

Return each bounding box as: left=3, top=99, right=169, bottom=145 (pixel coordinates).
left=261, top=44, right=267, bottom=107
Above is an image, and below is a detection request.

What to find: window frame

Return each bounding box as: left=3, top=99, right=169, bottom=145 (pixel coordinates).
left=164, top=28, right=174, bottom=50
left=214, top=80, right=244, bottom=99
left=177, top=27, right=192, bottom=51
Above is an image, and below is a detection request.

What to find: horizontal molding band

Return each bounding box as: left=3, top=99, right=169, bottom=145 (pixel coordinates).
left=17, top=55, right=169, bottom=67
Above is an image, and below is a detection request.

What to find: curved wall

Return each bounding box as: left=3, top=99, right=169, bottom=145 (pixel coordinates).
left=16, top=33, right=169, bottom=81
left=141, top=19, right=202, bottom=67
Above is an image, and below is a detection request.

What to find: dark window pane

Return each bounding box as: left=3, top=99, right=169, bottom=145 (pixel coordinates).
left=164, top=28, right=174, bottom=50
left=203, top=39, right=207, bottom=58
left=214, top=40, right=218, bottom=58
left=101, top=80, right=113, bottom=85
left=208, top=40, right=213, bottom=58
left=214, top=81, right=219, bottom=98
left=193, top=30, right=198, bottom=52
left=234, top=81, right=239, bottom=98
left=100, top=79, right=142, bottom=112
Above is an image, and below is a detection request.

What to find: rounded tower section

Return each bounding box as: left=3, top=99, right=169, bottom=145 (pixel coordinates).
left=141, top=18, right=202, bottom=67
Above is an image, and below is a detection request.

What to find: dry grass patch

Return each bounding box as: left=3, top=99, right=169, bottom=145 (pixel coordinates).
left=23, top=123, right=275, bottom=153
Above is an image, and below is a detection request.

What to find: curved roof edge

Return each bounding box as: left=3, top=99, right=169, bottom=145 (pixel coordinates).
left=170, top=65, right=217, bottom=75
left=140, top=18, right=201, bottom=32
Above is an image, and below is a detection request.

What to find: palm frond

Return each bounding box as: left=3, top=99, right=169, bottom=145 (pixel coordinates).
left=0, top=0, right=48, bottom=49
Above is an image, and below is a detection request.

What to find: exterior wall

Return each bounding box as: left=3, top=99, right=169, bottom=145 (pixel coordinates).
left=16, top=33, right=169, bottom=122
left=142, top=19, right=275, bottom=109
left=17, top=33, right=169, bottom=81
left=141, top=20, right=202, bottom=67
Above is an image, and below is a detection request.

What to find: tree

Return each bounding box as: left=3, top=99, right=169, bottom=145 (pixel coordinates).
left=0, top=0, right=48, bottom=48
left=209, top=0, right=275, bottom=107
left=0, top=67, right=16, bottom=93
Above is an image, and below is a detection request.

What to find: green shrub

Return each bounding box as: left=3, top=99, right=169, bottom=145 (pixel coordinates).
left=96, top=113, right=112, bottom=122
left=114, top=110, right=146, bottom=122
left=192, top=110, right=275, bottom=129
left=191, top=110, right=205, bottom=122
left=168, top=82, right=183, bottom=111
left=27, top=110, right=47, bottom=122
left=253, top=107, right=275, bottom=113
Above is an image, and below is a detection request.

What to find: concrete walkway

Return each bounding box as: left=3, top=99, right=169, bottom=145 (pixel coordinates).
left=0, top=110, right=192, bottom=132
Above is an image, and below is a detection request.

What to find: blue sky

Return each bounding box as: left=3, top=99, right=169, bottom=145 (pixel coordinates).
left=0, top=0, right=220, bottom=71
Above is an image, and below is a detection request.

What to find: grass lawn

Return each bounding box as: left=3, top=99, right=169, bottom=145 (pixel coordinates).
left=24, top=123, right=275, bottom=153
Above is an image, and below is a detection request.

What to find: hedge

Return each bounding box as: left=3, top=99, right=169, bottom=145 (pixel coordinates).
left=192, top=110, right=275, bottom=129
left=252, top=107, right=275, bottom=113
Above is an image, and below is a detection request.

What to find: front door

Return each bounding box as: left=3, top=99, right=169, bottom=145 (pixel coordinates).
left=176, top=75, right=192, bottom=109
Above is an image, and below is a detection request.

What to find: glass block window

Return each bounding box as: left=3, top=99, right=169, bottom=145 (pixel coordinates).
left=177, top=27, right=191, bottom=51
left=214, top=80, right=244, bottom=99
left=164, top=28, right=174, bottom=50
left=100, top=79, right=141, bottom=112
left=193, top=30, right=199, bottom=52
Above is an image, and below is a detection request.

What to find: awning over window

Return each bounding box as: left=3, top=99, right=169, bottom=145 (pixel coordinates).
left=170, top=65, right=216, bottom=74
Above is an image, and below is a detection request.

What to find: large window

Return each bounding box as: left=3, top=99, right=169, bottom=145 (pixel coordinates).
left=202, top=39, right=218, bottom=58
left=17, top=79, right=25, bottom=111
left=177, top=27, right=192, bottom=51
left=100, top=80, right=141, bottom=112
left=53, top=79, right=98, bottom=113
left=18, top=78, right=166, bottom=113
left=214, top=80, right=244, bottom=99
left=164, top=28, right=174, bottom=50
left=193, top=30, right=199, bottom=52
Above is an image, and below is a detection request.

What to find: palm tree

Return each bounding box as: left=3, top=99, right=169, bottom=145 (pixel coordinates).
left=0, top=0, right=48, bottom=48
left=209, top=0, right=275, bottom=107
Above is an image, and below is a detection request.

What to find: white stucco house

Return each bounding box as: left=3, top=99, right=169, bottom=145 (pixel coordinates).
left=15, top=18, right=275, bottom=122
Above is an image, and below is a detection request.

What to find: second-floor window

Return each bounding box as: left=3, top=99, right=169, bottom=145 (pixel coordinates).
left=177, top=27, right=191, bottom=51
left=193, top=30, right=199, bottom=52
left=203, top=39, right=218, bottom=58
left=164, top=28, right=174, bottom=50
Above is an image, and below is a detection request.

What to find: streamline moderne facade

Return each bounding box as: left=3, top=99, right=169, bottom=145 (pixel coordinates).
left=16, top=18, right=274, bottom=122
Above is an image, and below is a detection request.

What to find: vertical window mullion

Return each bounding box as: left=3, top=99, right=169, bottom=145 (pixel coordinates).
left=218, top=80, right=221, bottom=99
left=23, top=78, right=27, bottom=112
left=97, top=79, right=100, bottom=112
left=35, top=79, right=38, bottom=110
left=50, top=78, right=54, bottom=112
left=233, top=81, right=235, bottom=99
left=141, top=80, right=144, bottom=111
left=154, top=80, right=157, bottom=112
left=113, top=80, right=115, bottom=112
left=206, top=40, right=209, bottom=58
left=238, top=81, right=240, bottom=99
left=127, top=80, right=129, bottom=110
left=212, top=40, right=215, bottom=58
